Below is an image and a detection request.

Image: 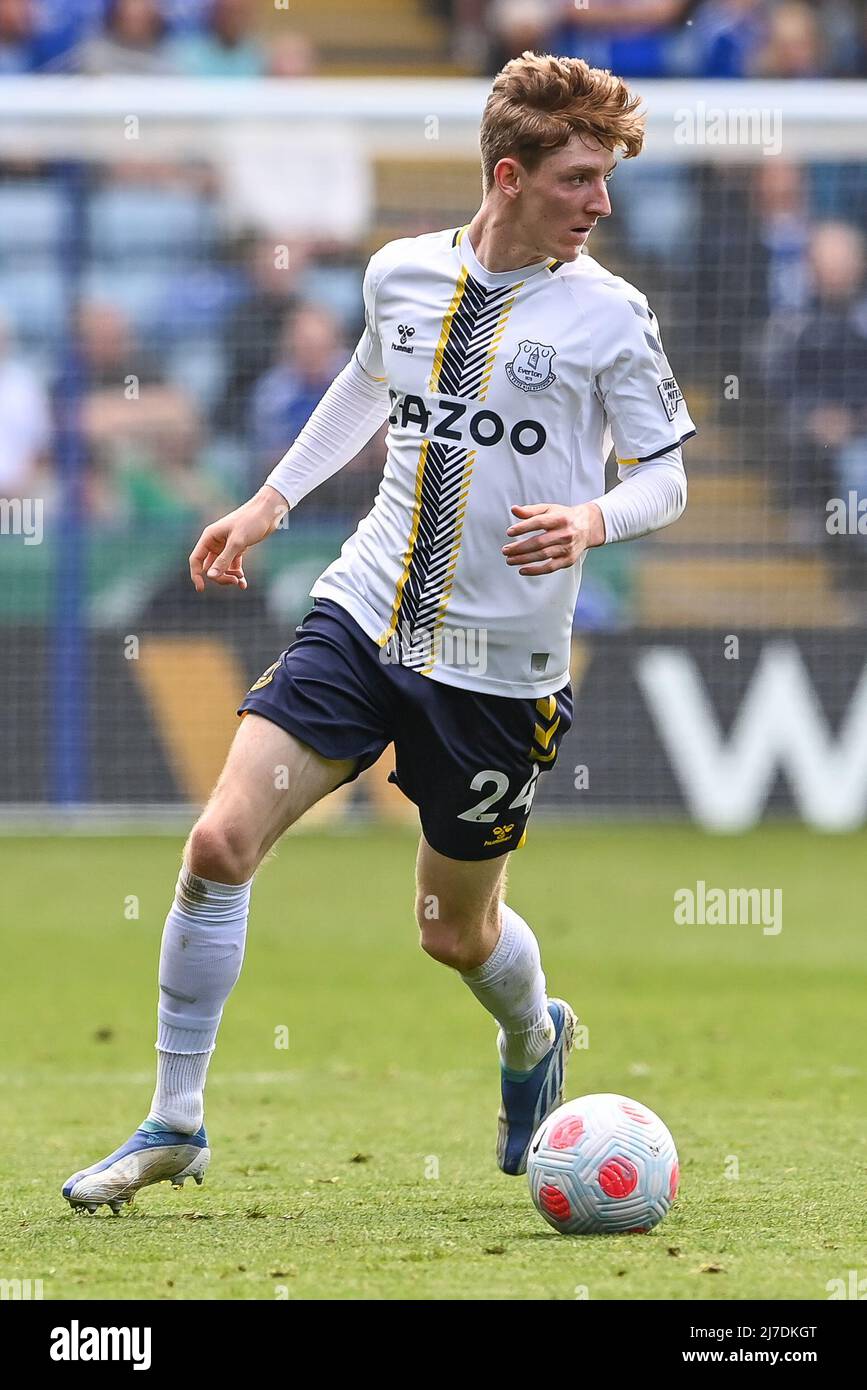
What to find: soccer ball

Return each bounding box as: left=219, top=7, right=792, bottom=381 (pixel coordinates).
left=527, top=1093, right=678, bottom=1235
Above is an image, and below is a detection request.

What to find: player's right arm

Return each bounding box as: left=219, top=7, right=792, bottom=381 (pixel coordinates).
left=189, top=251, right=390, bottom=591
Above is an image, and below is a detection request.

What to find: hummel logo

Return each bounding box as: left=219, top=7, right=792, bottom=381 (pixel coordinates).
left=392, top=323, right=416, bottom=355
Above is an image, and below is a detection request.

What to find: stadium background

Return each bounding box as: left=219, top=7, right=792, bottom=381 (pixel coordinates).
left=1, top=0, right=866, bottom=1309
left=1, top=0, right=867, bottom=832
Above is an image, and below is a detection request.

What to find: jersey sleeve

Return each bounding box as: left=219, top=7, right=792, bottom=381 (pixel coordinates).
left=353, top=252, right=386, bottom=382
left=594, top=292, right=696, bottom=463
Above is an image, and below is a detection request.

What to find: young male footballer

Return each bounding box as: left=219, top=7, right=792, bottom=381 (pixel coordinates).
left=63, top=52, right=695, bottom=1212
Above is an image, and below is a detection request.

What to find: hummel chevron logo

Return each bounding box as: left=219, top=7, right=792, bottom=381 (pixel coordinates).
left=392, top=324, right=416, bottom=355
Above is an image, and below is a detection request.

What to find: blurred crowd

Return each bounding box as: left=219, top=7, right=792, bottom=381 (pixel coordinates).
left=2, top=1, right=866, bottom=589
left=0, top=0, right=315, bottom=76
left=436, top=0, right=867, bottom=77
left=609, top=153, right=867, bottom=567
left=0, top=160, right=382, bottom=531
left=2, top=151, right=866, bottom=574
left=3, top=0, right=867, bottom=78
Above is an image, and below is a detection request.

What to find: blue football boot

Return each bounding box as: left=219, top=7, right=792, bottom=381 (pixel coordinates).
left=497, top=999, right=576, bottom=1175
left=62, top=1121, right=210, bottom=1215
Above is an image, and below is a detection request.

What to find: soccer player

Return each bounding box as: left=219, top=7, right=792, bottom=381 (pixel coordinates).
left=63, top=52, right=695, bottom=1212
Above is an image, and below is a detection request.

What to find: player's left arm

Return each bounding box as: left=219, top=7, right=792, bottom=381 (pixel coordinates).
left=503, top=291, right=695, bottom=577
left=502, top=445, right=686, bottom=576
left=502, top=498, right=606, bottom=577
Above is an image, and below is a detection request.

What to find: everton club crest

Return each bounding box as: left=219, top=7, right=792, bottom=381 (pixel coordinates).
left=505, top=340, right=557, bottom=392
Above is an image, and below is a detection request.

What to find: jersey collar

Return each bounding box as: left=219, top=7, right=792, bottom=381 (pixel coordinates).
left=454, top=224, right=558, bottom=287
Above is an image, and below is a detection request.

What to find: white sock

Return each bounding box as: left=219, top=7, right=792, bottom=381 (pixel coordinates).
left=147, top=865, right=252, bottom=1134
left=461, top=902, right=555, bottom=1072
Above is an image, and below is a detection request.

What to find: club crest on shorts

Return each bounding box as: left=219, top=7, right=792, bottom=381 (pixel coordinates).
left=505, top=340, right=557, bottom=392
left=248, top=658, right=280, bottom=692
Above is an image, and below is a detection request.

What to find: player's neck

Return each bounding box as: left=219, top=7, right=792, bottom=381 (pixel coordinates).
left=465, top=210, right=547, bottom=274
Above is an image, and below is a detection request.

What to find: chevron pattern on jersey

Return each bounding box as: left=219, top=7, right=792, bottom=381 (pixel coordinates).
left=383, top=267, right=522, bottom=671
left=397, top=438, right=475, bottom=673
left=430, top=269, right=519, bottom=399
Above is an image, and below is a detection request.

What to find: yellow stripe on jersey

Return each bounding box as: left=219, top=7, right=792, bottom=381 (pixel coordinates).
left=383, top=265, right=467, bottom=646
left=428, top=266, right=468, bottom=394
left=419, top=450, right=477, bottom=675
left=478, top=289, right=521, bottom=402
left=536, top=694, right=557, bottom=720
left=379, top=437, right=430, bottom=647
left=386, top=255, right=527, bottom=672
left=419, top=288, right=521, bottom=671
left=420, top=286, right=520, bottom=672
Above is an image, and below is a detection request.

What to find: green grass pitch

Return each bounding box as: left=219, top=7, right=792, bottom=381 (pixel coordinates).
left=2, top=824, right=864, bottom=1301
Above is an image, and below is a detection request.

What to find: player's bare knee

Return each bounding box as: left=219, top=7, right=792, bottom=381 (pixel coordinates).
left=417, top=920, right=458, bottom=968
left=186, top=815, right=257, bottom=885
left=418, top=917, right=482, bottom=972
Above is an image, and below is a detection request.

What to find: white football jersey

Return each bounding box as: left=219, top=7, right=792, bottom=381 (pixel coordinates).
left=311, top=225, right=695, bottom=696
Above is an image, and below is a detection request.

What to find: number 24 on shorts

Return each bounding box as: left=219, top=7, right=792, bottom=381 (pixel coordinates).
left=457, top=765, right=540, bottom=823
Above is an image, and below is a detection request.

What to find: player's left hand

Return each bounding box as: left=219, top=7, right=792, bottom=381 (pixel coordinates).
left=502, top=502, right=605, bottom=576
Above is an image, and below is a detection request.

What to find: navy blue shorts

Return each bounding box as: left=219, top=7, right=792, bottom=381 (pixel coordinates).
left=237, top=598, right=573, bottom=861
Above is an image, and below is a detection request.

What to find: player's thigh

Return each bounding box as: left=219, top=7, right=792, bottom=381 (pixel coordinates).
left=415, top=833, right=509, bottom=930
left=189, top=712, right=357, bottom=878
left=395, top=677, right=573, bottom=868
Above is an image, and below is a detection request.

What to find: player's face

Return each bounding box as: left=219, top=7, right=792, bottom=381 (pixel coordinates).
left=521, top=135, right=615, bottom=261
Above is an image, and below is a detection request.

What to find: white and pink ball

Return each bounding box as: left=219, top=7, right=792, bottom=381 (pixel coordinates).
left=527, top=1093, right=679, bottom=1235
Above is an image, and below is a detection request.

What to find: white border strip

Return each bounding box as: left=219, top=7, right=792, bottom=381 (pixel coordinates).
left=0, top=77, right=864, bottom=122
left=0, top=78, right=863, bottom=161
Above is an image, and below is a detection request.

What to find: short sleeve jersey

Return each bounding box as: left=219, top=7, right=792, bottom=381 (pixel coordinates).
left=311, top=225, right=695, bottom=696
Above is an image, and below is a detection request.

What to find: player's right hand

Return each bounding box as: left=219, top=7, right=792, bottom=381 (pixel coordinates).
left=189, top=485, right=289, bottom=592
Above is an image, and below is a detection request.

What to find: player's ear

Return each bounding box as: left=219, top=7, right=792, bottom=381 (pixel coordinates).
left=494, top=156, right=521, bottom=198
